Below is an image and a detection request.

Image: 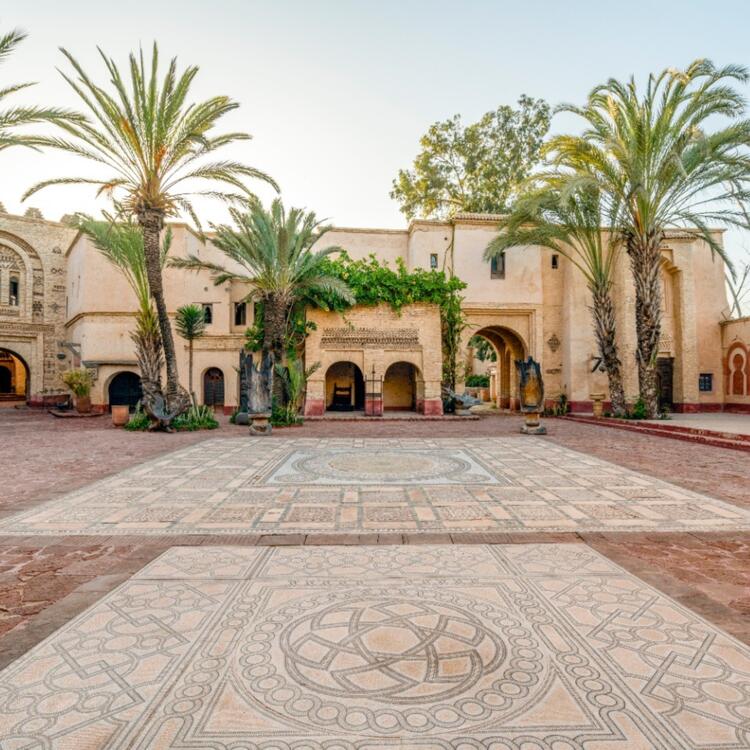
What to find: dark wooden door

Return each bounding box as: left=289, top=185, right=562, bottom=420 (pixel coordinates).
left=204, top=368, right=225, bottom=407
left=108, top=372, right=142, bottom=408
left=0, top=365, right=11, bottom=393
left=656, top=357, right=674, bottom=410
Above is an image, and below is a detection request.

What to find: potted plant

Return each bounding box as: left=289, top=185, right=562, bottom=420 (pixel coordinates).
left=61, top=367, right=94, bottom=414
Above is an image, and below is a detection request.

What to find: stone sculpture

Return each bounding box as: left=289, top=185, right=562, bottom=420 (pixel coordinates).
left=246, top=351, right=274, bottom=435
left=516, top=356, right=546, bottom=434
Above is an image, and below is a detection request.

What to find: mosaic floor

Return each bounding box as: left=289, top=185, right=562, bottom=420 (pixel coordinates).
left=1, top=437, right=748, bottom=535
left=1, top=544, right=748, bottom=748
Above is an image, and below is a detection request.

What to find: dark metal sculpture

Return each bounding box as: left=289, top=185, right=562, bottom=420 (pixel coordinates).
left=515, top=356, right=546, bottom=434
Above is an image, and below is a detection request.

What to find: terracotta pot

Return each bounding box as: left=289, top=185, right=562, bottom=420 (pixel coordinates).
left=111, top=404, right=130, bottom=426
left=75, top=394, right=91, bottom=414
left=478, top=388, right=490, bottom=402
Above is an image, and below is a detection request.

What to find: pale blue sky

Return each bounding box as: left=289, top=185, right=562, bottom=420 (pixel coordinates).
left=3, top=0, right=750, bottom=262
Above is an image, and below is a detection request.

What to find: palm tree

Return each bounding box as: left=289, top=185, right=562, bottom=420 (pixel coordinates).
left=175, top=304, right=206, bottom=404
left=545, top=60, right=750, bottom=417
left=486, top=181, right=627, bottom=415
left=0, top=27, right=79, bottom=152
left=172, top=198, right=355, bottom=400
left=78, top=217, right=171, bottom=424
left=24, top=43, right=277, bottom=418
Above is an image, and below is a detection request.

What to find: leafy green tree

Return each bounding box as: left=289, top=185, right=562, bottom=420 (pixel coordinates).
left=172, top=198, right=355, bottom=401
left=24, top=43, right=276, bottom=422
left=78, top=218, right=172, bottom=426
left=391, top=96, right=550, bottom=219
left=486, top=181, right=627, bottom=415
left=469, top=335, right=497, bottom=362
left=546, top=60, right=750, bottom=417
left=0, top=27, right=78, bottom=152
left=175, top=304, right=207, bottom=404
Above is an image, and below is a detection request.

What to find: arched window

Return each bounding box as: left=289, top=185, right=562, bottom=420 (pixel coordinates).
left=202, top=304, right=213, bottom=325
left=9, top=275, right=19, bottom=306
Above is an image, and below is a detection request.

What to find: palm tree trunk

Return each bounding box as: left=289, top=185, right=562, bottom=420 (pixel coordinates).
left=591, top=282, right=626, bottom=416
left=627, top=232, right=662, bottom=418
left=138, top=208, right=188, bottom=417
left=188, top=340, right=194, bottom=405
left=263, top=294, right=287, bottom=405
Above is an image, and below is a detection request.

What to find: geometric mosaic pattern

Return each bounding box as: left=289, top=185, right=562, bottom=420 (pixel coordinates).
left=0, top=437, right=749, bottom=535
left=1, top=544, right=749, bottom=748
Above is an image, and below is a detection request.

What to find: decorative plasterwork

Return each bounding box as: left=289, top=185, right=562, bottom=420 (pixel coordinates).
left=547, top=334, right=561, bottom=352
left=321, top=327, right=420, bottom=348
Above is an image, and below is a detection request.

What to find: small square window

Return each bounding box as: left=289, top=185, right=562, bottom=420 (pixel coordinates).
left=202, top=304, right=213, bottom=325
left=490, top=254, right=505, bottom=279
left=698, top=373, right=713, bottom=392
left=429, top=253, right=438, bottom=269
left=551, top=254, right=559, bottom=269
left=234, top=302, right=246, bottom=326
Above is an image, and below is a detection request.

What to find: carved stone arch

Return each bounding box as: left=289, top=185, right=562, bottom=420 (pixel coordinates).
left=726, top=342, right=748, bottom=397
left=0, top=231, right=46, bottom=320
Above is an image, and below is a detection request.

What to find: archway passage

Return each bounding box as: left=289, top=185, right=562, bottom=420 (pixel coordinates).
left=467, top=326, right=526, bottom=410
left=325, top=362, right=365, bottom=412
left=383, top=361, right=420, bottom=411
left=204, top=368, right=225, bottom=408
left=108, top=371, right=142, bottom=410
left=0, top=348, right=29, bottom=402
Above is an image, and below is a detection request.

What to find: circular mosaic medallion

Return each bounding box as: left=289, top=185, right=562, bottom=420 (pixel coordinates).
left=294, top=450, right=471, bottom=482
left=238, top=588, right=547, bottom=734
left=281, top=598, right=505, bottom=703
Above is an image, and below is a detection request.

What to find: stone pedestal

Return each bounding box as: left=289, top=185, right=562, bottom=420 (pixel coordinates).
left=520, top=411, right=547, bottom=435
left=249, top=413, right=272, bottom=435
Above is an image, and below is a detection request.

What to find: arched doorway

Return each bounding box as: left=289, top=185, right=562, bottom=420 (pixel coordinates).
left=203, top=367, right=225, bottom=408
left=383, top=361, right=420, bottom=411
left=108, top=371, right=142, bottom=410
left=325, top=362, right=364, bottom=411
left=466, top=326, right=526, bottom=410
left=0, top=348, right=29, bottom=402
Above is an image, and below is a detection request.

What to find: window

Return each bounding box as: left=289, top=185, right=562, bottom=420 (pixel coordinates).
left=551, top=254, right=559, bottom=269
left=698, top=373, right=713, bottom=392
left=429, top=253, right=438, bottom=269
left=202, top=304, right=213, bottom=325
left=9, top=276, right=19, bottom=306
left=234, top=302, right=247, bottom=326
left=490, top=254, right=505, bottom=279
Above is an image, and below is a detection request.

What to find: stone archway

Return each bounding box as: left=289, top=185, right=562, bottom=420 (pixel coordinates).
left=325, top=361, right=365, bottom=412
left=107, top=371, right=143, bottom=410
left=466, top=326, right=526, bottom=410
left=0, top=348, right=29, bottom=402
left=383, top=361, right=421, bottom=411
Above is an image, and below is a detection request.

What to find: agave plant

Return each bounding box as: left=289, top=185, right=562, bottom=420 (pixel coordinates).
left=487, top=180, right=626, bottom=415
left=545, top=60, right=750, bottom=417
left=24, top=42, right=277, bottom=422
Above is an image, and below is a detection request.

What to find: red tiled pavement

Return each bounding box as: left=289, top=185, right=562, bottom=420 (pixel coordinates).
left=1, top=407, right=749, bottom=669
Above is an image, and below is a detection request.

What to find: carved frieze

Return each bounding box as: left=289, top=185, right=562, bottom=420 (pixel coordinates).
left=321, top=327, right=420, bottom=348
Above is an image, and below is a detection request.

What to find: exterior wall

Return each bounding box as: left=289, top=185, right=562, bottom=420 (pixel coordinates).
left=0, top=211, right=78, bottom=405
left=722, top=316, right=750, bottom=412
left=1, top=209, right=734, bottom=415
left=65, top=224, right=249, bottom=411
left=304, top=303, right=443, bottom=416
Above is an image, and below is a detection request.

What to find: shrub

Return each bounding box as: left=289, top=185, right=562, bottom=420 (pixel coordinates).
left=124, top=404, right=150, bottom=431
left=172, top=404, right=219, bottom=431
left=465, top=374, right=489, bottom=388
left=629, top=397, right=647, bottom=420
left=61, top=367, right=93, bottom=397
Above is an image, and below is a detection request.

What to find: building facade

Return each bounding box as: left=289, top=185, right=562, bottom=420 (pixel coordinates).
left=0, top=208, right=742, bottom=414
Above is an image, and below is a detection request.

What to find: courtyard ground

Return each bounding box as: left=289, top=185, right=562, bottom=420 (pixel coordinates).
left=1, top=408, right=749, bottom=745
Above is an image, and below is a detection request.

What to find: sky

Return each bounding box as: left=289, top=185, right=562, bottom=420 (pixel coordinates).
left=2, top=0, right=750, bottom=265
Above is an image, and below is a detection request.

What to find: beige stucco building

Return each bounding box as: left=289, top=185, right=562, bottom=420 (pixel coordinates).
left=1, top=208, right=746, bottom=415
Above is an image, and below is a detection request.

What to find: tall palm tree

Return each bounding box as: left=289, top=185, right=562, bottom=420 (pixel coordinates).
left=78, top=217, right=171, bottom=424
left=175, top=304, right=206, bottom=404
left=486, top=180, right=627, bottom=415
left=0, top=27, right=79, bottom=152
left=546, top=60, right=750, bottom=417
left=24, top=43, right=277, bottom=417
left=172, top=198, right=355, bottom=400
